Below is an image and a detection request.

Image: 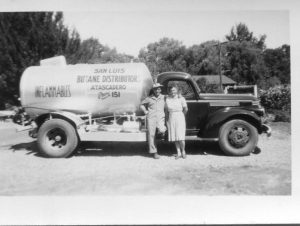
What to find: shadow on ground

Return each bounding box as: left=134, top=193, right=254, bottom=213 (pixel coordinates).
left=76, top=140, right=224, bottom=157
left=9, top=140, right=226, bottom=157
left=10, top=141, right=43, bottom=157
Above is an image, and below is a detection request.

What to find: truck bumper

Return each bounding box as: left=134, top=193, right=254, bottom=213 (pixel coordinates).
left=261, top=124, right=272, bottom=137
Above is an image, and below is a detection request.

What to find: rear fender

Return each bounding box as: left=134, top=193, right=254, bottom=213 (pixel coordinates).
left=35, top=111, right=86, bottom=130
left=199, top=107, right=262, bottom=138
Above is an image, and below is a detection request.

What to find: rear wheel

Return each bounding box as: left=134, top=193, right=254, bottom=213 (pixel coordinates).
left=37, top=119, right=78, bottom=158
left=218, top=119, right=258, bottom=156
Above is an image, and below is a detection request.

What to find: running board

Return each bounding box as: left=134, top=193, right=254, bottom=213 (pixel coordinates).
left=79, top=132, right=218, bottom=142
left=185, top=136, right=218, bottom=141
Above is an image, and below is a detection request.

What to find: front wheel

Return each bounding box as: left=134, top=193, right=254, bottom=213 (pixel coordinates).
left=37, top=119, right=78, bottom=158
left=218, top=119, right=258, bottom=156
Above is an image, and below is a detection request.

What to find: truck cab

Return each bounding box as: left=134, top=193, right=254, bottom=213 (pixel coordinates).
left=157, top=72, right=271, bottom=156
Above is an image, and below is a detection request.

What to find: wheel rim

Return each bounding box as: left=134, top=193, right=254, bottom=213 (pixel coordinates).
left=227, top=124, right=250, bottom=148
left=45, top=128, right=67, bottom=151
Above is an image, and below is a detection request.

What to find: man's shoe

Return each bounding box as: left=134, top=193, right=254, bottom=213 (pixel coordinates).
left=153, top=153, right=160, bottom=159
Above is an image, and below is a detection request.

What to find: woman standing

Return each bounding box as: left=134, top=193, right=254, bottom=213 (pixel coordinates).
left=165, top=85, right=188, bottom=159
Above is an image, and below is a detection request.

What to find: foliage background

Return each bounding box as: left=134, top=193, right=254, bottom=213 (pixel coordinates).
left=259, top=85, right=291, bottom=122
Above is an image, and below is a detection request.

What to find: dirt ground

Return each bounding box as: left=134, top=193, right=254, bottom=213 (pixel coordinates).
left=0, top=121, right=291, bottom=195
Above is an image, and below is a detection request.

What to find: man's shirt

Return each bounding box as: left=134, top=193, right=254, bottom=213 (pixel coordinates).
left=141, top=94, right=165, bottom=123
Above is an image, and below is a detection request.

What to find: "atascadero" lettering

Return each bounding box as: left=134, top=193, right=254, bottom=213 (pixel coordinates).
left=90, top=84, right=126, bottom=90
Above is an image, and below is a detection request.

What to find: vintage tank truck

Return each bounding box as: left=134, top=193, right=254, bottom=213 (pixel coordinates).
left=19, top=58, right=271, bottom=158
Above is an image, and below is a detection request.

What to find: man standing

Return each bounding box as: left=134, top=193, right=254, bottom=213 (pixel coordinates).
left=140, top=83, right=166, bottom=159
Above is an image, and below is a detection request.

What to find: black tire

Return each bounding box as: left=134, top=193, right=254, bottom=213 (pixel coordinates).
left=218, top=119, right=258, bottom=156
left=37, top=119, right=78, bottom=158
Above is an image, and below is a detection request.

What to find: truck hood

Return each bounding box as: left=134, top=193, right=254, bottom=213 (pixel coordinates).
left=199, top=93, right=257, bottom=101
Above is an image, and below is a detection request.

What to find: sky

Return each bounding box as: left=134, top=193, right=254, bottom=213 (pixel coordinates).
left=63, top=10, right=289, bottom=57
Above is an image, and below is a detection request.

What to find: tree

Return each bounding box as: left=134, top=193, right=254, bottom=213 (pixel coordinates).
left=0, top=12, right=81, bottom=107
left=226, top=22, right=266, bottom=49
left=185, top=40, right=222, bottom=75
left=70, top=38, right=135, bottom=64
left=138, top=37, right=187, bottom=76
left=97, top=47, right=135, bottom=63
left=263, top=44, right=290, bottom=84
left=72, top=38, right=104, bottom=63
left=224, top=23, right=268, bottom=86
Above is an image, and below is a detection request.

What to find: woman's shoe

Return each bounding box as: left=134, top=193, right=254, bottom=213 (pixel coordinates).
left=182, top=154, right=187, bottom=159
left=153, top=153, right=160, bottom=159
left=174, top=154, right=181, bottom=160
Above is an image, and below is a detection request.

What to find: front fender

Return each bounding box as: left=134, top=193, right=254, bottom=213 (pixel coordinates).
left=199, top=107, right=262, bottom=138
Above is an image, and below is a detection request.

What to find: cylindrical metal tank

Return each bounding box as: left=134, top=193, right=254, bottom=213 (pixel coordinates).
left=20, top=63, right=153, bottom=119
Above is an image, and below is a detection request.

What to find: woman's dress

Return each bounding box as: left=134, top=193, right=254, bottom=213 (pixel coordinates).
left=166, top=95, right=187, bottom=141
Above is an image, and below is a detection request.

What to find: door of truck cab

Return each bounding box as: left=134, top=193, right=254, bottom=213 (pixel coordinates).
left=161, top=79, right=209, bottom=136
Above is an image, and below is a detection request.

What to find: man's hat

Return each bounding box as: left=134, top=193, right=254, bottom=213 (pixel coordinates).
left=152, top=83, right=163, bottom=89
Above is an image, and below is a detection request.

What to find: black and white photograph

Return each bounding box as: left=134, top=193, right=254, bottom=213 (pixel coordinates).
left=0, top=0, right=299, bottom=224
